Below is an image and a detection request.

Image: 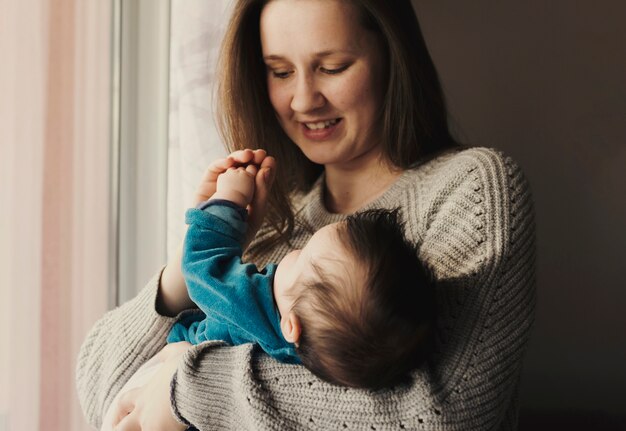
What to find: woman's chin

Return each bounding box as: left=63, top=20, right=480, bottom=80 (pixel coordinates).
left=295, top=144, right=346, bottom=167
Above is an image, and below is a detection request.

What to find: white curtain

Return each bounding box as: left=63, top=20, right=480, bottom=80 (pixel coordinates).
left=0, top=0, right=111, bottom=430
left=167, top=0, right=233, bottom=257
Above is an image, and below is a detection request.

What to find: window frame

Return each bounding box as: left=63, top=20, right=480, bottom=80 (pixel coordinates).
left=111, top=0, right=171, bottom=306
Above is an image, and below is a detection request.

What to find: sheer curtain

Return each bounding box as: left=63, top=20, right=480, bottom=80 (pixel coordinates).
left=0, top=1, right=111, bottom=430
left=167, top=0, right=233, bottom=257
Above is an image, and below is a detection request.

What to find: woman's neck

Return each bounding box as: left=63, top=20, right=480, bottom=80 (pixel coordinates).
left=323, top=160, right=402, bottom=214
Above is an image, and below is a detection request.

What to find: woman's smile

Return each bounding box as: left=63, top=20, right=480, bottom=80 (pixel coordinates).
left=300, top=118, right=343, bottom=141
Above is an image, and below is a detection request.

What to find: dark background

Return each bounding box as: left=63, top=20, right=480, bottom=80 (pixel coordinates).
left=413, top=1, right=626, bottom=429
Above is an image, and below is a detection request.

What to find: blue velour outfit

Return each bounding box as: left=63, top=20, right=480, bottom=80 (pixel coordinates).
left=167, top=199, right=299, bottom=364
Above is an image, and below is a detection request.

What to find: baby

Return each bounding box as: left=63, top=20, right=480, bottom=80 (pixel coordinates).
left=167, top=156, right=437, bottom=390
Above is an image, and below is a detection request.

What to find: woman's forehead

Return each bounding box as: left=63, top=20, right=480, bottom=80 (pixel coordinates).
left=259, top=0, right=369, bottom=56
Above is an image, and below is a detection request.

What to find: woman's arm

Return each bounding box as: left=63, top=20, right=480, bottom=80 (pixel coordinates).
left=413, top=148, right=537, bottom=429
left=76, top=269, right=177, bottom=429
left=157, top=243, right=195, bottom=317
left=76, top=150, right=276, bottom=427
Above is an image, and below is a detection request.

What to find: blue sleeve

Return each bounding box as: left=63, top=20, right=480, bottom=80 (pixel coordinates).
left=179, top=203, right=299, bottom=363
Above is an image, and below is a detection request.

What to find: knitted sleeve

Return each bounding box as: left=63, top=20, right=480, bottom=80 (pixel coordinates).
left=170, top=147, right=536, bottom=430
left=75, top=269, right=177, bottom=429
left=412, top=148, right=536, bottom=430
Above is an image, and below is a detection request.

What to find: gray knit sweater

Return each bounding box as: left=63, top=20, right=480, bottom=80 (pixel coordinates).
left=76, top=147, right=536, bottom=430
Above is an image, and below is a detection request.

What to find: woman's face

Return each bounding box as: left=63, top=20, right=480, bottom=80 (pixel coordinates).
left=260, top=0, right=387, bottom=169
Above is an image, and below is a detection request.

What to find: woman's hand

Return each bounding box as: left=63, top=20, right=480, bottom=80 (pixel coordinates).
left=192, top=147, right=276, bottom=248
left=193, top=148, right=273, bottom=206
left=244, top=151, right=276, bottom=249
left=109, top=342, right=191, bottom=431
left=193, top=149, right=276, bottom=249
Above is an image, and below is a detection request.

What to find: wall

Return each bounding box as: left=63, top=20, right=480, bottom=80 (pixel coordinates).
left=0, top=1, right=111, bottom=429
left=413, top=1, right=626, bottom=428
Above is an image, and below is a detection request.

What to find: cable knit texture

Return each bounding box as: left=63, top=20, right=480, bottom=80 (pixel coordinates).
left=76, top=147, right=536, bottom=430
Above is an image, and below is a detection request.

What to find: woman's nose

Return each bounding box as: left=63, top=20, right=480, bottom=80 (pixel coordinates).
left=290, top=74, right=325, bottom=113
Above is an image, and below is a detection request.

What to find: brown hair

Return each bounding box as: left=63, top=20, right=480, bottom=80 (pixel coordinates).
left=291, top=208, right=436, bottom=389
left=216, top=0, right=459, bottom=252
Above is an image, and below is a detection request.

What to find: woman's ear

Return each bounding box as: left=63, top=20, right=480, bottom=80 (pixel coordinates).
left=280, top=311, right=302, bottom=346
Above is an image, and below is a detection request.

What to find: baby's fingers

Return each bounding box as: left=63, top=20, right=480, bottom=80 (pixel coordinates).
left=245, top=164, right=258, bottom=176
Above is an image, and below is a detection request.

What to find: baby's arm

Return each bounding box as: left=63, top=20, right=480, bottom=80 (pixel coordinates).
left=157, top=149, right=273, bottom=317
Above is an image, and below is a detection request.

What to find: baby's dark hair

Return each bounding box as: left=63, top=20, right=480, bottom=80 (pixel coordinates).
left=291, top=208, right=436, bottom=390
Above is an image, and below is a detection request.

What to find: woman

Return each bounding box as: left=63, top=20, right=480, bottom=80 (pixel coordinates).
left=77, top=0, right=536, bottom=430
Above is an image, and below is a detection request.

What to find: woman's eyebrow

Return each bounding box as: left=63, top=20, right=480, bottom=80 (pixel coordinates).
left=263, top=55, right=286, bottom=62
left=313, top=49, right=355, bottom=58
left=263, top=49, right=356, bottom=62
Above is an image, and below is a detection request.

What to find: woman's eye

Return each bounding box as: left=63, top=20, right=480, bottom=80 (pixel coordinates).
left=271, top=70, right=292, bottom=79
left=320, top=65, right=349, bottom=75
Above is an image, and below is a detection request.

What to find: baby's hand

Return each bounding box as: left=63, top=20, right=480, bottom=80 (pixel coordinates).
left=211, top=164, right=258, bottom=208
left=192, top=149, right=268, bottom=207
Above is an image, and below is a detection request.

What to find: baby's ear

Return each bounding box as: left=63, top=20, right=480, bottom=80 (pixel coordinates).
left=280, top=312, right=302, bottom=346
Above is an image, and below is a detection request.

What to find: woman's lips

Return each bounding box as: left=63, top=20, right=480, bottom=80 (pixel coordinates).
left=300, top=118, right=343, bottom=141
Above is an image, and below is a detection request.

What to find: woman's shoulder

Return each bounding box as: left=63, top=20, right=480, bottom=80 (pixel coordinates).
left=412, top=146, right=525, bottom=184
left=389, top=146, right=534, bottom=267
left=397, top=146, right=532, bottom=210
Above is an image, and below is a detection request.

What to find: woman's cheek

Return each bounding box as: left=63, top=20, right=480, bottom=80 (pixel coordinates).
left=267, top=82, right=289, bottom=114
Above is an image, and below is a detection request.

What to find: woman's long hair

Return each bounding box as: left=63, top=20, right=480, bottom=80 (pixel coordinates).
left=216, top=0, right=459, bottom=251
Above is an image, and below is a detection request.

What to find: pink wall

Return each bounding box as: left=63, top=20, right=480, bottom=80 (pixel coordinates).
left=0, top=0, right=111, bottom=430
left=41, top=0, right=76, bottom=429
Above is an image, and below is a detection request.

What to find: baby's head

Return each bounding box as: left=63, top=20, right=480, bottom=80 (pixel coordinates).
left=273, top=208, right=435, bottom=390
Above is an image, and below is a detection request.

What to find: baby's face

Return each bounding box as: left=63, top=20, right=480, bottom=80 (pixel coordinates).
left=273, top=222, right=349, bottom=318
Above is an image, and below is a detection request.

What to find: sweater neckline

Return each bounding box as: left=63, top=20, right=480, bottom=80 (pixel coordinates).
left=301, top=168, right=418, bottom=230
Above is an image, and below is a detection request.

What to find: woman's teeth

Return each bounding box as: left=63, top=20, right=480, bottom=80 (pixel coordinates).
left=304, top=119, right=340, bottom=130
